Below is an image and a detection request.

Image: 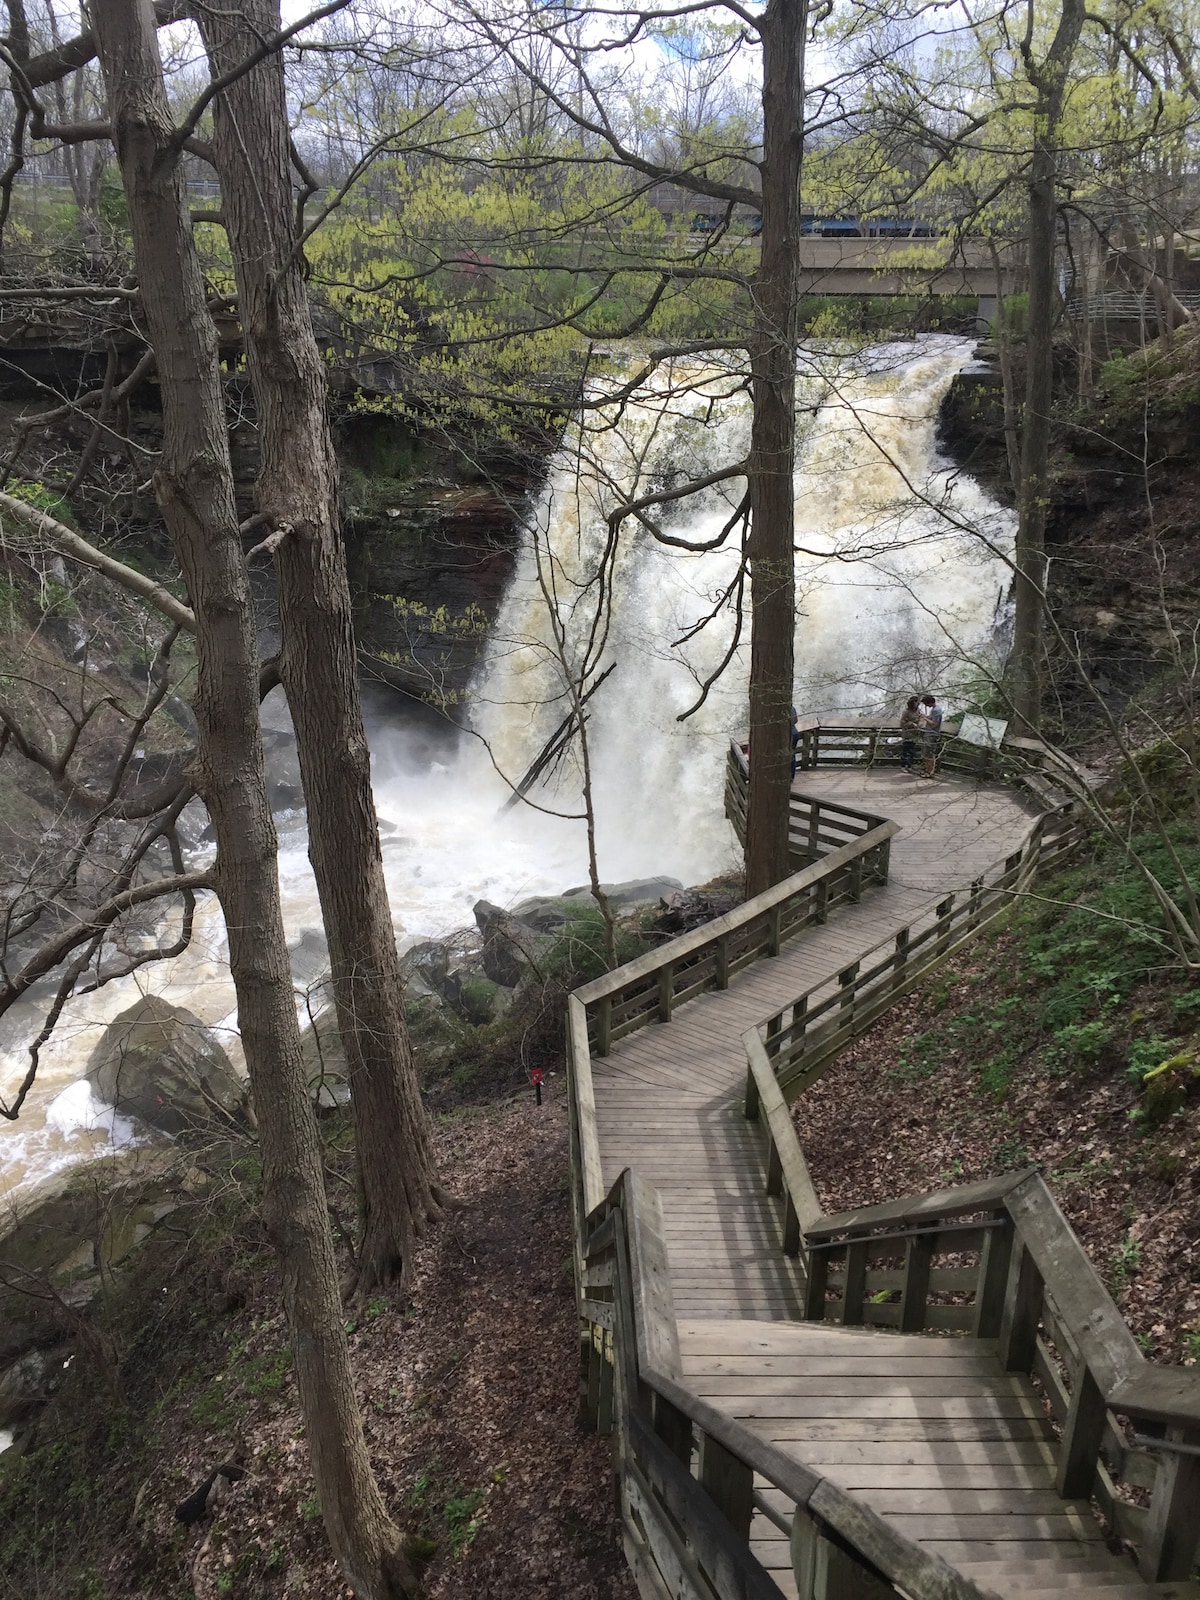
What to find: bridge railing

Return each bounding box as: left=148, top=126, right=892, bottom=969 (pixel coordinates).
left=578, top=1166, right=994, bottom=1600
left=567, top=716, right=1186, bottom=1598
left=573, top=810, right=897, bottom=1063
left=724, top=738, right=895, bottom=872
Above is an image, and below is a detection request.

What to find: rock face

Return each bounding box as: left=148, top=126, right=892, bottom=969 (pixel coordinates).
left=85, top=997, right=248, bottom=1136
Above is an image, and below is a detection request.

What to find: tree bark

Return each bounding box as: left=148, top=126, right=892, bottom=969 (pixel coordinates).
left=1010, top=0, right=1084, bottom=734
left=91, top=2, right=419, bottom=1592
left=745, top=0, right=805, bottom=896
left=194, top=0, right=440, bottom=1294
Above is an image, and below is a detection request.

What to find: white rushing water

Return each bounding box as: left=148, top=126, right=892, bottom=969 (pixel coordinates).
left=0, top=335, right=1014, bottom=1209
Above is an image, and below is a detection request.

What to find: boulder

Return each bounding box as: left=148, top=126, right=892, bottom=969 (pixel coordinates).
left=85, top=996, right=248, bottom=1137
left=573, top=877, right=685, bottom=912
left=0, top=1149, right=179, bottom=1365
left=652, top=886, right=741, bottom=935
left=0, top=1341, right=74, bottom=1429
left=473, top=900, right=555, bottom=988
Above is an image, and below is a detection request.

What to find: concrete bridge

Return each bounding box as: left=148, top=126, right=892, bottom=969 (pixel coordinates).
left=791, top=236, right=1020, bottom=309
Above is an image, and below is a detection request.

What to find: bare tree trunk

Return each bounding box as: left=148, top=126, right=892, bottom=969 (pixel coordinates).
left=91, top=2, right=419, bottom=1592
left=194, top=0, right=440, bottom=1295
left=988, top=239, right=1022, bottom=498
left=1010, top=0, right=1084, bottom=734
left=745, top=0, right=805, bottom=896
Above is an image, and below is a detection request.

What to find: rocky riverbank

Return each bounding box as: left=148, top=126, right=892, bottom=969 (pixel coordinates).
left=0, top=870, right=742, bottom=1448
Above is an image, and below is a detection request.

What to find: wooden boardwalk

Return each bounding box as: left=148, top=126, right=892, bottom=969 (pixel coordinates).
left=590, top=770, right=1182, bottom=1599
left=594, top=768, right=1037, bottom=1320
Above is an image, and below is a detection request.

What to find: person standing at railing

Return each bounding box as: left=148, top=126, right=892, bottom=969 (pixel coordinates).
left=919, top=693, right=944, bottom=776
left=899, top=697, right=922, bottom=772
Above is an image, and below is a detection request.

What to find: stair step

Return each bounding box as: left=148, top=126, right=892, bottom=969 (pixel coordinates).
left=994, top=1586, right=1190, bottom=1600
left=960, top=1558, right=1140, bottom=1582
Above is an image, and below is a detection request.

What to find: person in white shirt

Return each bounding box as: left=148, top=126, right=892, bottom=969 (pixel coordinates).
left=920, top=694, right=943, bottom=777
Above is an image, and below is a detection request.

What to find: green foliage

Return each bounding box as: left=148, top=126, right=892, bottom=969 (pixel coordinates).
left=540, top=904, right=648, bottom=985
left=409, top=1462, right=492, bottom=1557
left=893, top=826, right=1199, bottom=1121
left=1109, top=1232, right=1142, bottom=1294
left=6, top=476, right=79, bottom=530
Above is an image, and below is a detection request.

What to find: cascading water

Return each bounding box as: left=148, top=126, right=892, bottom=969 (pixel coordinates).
left=0, top=333, right=1013, bottom=1212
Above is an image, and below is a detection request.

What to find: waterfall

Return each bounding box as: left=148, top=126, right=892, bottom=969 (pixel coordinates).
left=473, top=334, right=1013, bottom=880
left=0, top=334, right=1013, bottom=1210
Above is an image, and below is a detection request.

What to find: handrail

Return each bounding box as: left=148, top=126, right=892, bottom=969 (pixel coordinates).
left=742, top=1028, right=822, bottom=1255
left=785, top=1165, right=1200, bottom=1580
left=575, top=816, right=897, bottom=1059
left=762, top=810, right=1084, bottom=1101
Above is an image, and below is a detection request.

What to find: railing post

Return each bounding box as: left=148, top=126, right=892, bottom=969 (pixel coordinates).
left=788, top=996, right=808, bottom=1063
left=972, top=1218, right=1014, bottom=1338
left=698, top=1433, right=754, bottom=1540
left=1056, top=1364, right=1106, bottom=1498
left=840, top=1240, right=868, bottom=1326
left=657, top=963, right=674, bottom=1023
left=745, top=1062, right=761, bottom=1121
left=792, top=1513, right=894, bottom=1600
left=1140, top=1426, right=1200, bottom=1581
left=934, top=894, right=954, bottom=957
left=715, top=933, right=730, bottom=990
left=595, top=996, right=612, bottom=1058
left=766, top=1011, right=784, bottom=1053
left=815, top=879, right=829, bottom=924
left=782, top=1192, right=801, bottom=1257
left=804, top=1247, right=829, bottom=1321
left=768, top=903, right=782, bottom=956
left=808, top=805, right=820, bottom=861
left=848, top=855, right=862, bottom=902
left=892, top=927, right=909, bottom=992
left=838, top=962, right=859, bottom=1022
left=998, top=1241, right=1043, bottom=1371
left=966, top=883, right=985, bottom=934
left=899, top=1233, right=934, bottom=1333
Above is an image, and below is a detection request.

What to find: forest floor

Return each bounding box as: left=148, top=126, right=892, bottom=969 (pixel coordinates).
left=0, top=1086, right=636, bottom=1600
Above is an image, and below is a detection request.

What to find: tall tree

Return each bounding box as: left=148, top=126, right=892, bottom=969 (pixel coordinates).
left=193, top=0, right=441, bottom=1294
left=1009, top=0, right=1085, bottom=733
left=745, top=0, right=805, bottom=895
left=88, top=0, right=420, bottom=1590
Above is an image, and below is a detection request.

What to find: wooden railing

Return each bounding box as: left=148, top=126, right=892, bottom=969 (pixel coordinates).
left=735, top=716, right=1095, bottom=798
left=759, top=807, right=1080, bottom=1102
left=572, top=816, right=897, bottom=1061
left=794, top=1171, right=1200, bottom=1582
left=724, top=739, right=896, bottom=872
left=578, top=1168, right=997, bottom=1600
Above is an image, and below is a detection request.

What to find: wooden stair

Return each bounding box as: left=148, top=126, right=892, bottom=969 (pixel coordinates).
left=571, top=747, right=1200, bottom=1600
left=679, top=1318, right=1173, bottom=1598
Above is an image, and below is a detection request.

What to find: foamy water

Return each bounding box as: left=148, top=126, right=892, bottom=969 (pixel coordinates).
left=0, top=335, right=1013, bottom=1210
